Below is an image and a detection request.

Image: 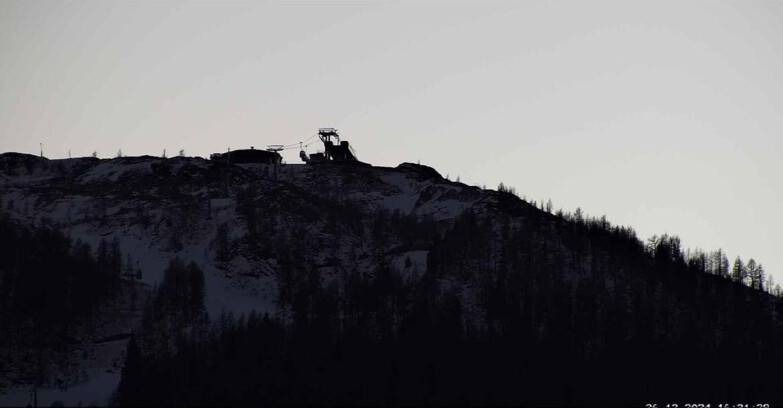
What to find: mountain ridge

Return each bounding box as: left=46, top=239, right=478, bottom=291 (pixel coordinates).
left=1, top=151, right=781, bottom=406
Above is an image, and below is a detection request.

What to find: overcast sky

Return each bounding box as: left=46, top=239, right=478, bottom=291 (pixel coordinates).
left=1, top=1, right=781, bottom=285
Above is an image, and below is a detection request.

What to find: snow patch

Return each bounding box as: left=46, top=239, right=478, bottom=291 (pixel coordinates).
left=378, top=173, right=419, bottom=214
left=77, top=160, right=152, bottom=184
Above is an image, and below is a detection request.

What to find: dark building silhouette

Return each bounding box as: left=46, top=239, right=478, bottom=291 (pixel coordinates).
left=210, top=147, right=281, bottom=164
left=300, top=128, right=358, bottom=163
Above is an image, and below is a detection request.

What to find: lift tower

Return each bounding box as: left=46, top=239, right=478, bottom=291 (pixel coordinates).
left=266, top=145, right=284, bottom=179
left=305, top=128, right=357, bottom=162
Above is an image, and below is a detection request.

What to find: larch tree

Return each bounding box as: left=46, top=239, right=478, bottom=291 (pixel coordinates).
left=713, top=249, right=729, bottom=278
left=747, top=259, right=760, bottom=290
left=731, top=256, right=747, bottom=285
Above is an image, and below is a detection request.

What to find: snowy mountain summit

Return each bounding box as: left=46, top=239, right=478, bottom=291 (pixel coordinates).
left=3, top=151, right=780, bottom=406
left=0, top=152, right=522, bottom=318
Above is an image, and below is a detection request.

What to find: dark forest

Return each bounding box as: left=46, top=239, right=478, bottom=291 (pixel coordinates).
left=111, top=190, right=783, bottom=407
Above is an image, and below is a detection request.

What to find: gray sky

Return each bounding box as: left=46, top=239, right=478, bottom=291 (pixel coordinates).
left=1, top=1, right=781, bottom=286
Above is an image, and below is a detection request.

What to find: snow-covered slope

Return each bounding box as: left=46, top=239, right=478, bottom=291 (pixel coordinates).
left=0, top=152, right=527, bottom=405
left=0, top=154, right=511, bottom=317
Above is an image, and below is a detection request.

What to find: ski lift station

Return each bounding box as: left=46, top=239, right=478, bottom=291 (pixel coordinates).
left=210, top=128, right=358, bottom=165
left=299, top=128, right=357, bottom=163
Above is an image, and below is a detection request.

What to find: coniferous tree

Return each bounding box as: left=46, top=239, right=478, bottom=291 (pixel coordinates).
left=748, top=258, right=760, bottom=289
left=731, top=256, right=747, bottom=285
left=713, top=249, right=729, bottom=278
